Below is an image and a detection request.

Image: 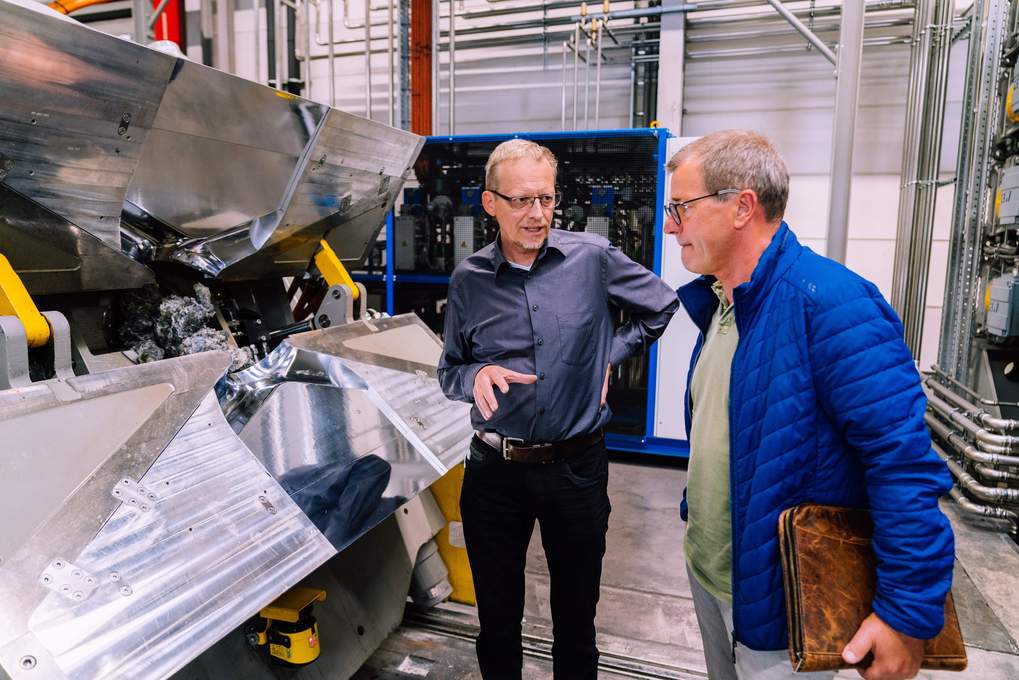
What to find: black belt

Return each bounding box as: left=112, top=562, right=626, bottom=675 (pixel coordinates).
left=472, top=429, right=604, bottom=464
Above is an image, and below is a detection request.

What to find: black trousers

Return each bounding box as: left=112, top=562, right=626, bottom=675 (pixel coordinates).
left=460, top=436, right=611, bottom=680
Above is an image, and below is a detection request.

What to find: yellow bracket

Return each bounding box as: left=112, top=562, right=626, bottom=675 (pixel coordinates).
left=314, top=240, right=359, bottom=301
left=0, top=254, right=50, bottom=348
left=259, top=586, right=327, bottom=623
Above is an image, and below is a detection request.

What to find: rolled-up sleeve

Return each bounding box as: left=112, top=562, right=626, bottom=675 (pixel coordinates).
left=437, top=282, right=488, bottom=403
left=604, top=243, right=680, bottom=366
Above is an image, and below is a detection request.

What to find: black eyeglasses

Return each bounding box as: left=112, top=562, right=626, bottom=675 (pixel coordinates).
left=490, top=189, right=562, bottom=211
left=664, top=188, right=741, bottom=224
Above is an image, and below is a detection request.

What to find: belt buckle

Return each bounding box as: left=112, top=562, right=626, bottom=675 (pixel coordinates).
left=502, top=437, right=525, bottom=460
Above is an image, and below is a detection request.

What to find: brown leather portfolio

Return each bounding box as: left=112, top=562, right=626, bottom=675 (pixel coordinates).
left=777, top=504, right=967, bottom=672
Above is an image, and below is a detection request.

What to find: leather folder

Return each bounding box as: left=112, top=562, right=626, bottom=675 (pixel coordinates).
left=777, top=504, right=967, bottom=672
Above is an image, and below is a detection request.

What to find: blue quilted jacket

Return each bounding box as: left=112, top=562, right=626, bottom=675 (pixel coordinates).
left=677, top=223, right=955, bottom=650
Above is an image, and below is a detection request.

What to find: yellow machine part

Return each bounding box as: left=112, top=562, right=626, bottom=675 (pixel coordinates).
left=430, top=463, right=476, bottom=605
left=1008, top=85, right=1019, bottom=124
left=259, top=586, right=326, bottom=623
left=314, top=240, right=359, bottom=300
left=269, top=622, right=321, bottom=665
left=0, top=253, right=50, bottom=348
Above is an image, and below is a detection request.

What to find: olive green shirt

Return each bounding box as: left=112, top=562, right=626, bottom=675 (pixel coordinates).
left=684, top=281, right=737, bottom=603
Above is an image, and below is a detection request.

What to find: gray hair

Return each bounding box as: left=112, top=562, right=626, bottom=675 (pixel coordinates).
left=666, top=130, right=789, bottom=222
left=485, top=139, right=558, bottom=191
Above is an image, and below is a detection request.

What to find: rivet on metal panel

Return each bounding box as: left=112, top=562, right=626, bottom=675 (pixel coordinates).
left=108, top=572, right=121, bottom=582
left=112, top=478, right=157, bottom=511
left=0, top=155, right=14, bottom=181
left=19, top=656, right=36, bottom=670
left=120, top=585, right=133, bottom=597
left=117, top=113, right=132, bottom=136
left=258, top=496, right=278, bottom=515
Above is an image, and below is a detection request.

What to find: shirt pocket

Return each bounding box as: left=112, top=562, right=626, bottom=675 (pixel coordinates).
left=557, top=311, right=595, bottom=366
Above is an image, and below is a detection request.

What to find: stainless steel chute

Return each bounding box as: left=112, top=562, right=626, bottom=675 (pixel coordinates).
left=0, top=2, right=472, bottom=679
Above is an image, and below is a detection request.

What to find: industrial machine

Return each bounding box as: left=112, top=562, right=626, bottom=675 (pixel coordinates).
left=353, top=130, right=693, bottom=457
left=908, top=0, right=1019, bottom=540
left=0, top=2, right=473, bottom=679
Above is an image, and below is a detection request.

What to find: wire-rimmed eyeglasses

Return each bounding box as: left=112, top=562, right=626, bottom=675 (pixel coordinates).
left=490, top=189, right=563, bottom=211
left=664, top=188, right=741, bottom=224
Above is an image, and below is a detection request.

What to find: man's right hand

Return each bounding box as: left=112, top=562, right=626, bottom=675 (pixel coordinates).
left=473, top=365, right=538, bottom=420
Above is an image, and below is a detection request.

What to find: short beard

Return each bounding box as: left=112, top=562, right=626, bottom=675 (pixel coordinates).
left=513, top=238, right=544, bottom=252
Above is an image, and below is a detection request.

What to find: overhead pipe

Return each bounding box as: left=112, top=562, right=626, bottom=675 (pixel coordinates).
left=686, top=17, right=912, bottom=43
left=688, top=2, right=914, bottom=30
left=764, top=0, right=836, bottom=64
left=687, top=36, right=911, bottom=60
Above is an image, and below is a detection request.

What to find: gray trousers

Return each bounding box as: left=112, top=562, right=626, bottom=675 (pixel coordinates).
left=687, top=565, right=836, bottom=680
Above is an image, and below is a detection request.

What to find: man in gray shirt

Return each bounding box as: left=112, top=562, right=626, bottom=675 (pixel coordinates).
left=438, top=138, right=678, bottom=680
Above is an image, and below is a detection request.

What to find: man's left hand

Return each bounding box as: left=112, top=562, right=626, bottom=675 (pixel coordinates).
left=842, top=612, right=924, bottom=680
left=600, top=363, right=611, bottom=408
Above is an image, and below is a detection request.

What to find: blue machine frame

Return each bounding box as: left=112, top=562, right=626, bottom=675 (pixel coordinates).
left=361, top=128, right=688, bottom=459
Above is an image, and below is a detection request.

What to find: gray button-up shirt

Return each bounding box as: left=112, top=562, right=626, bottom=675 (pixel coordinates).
left=437, top=228, right=679, bottom=442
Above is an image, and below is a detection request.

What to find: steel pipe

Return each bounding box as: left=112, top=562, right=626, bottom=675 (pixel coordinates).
left=826, top=0, right=865, bottom=264
left=764, top=0, right=836, bottom=63
left=974, top=463, right=1019, bottom=482
left=594, top=19, right=603, bottom=127
left=364, top=0, right=372, bottom=118
left=926, top=413, right=1019, bottom=466
left=934, top=442, right=1019, bottom=503
left=948, top=486, right=1017, bottom=533
left=387, top=0, right=394, bottom=125
left=328, top=0, right=336, bottom=104
left=448, top=0, right=455, bottom=134
left=924, top=376, right=1019, bottom=432
left=562, top=40, right=570, bottom=129
left=686, top=36, right=910, bottom=60
left=926, top=392, right=1019, bottom=450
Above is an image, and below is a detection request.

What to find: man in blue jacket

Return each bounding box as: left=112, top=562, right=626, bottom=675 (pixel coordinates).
left=667, top=130, right=955, bottom=680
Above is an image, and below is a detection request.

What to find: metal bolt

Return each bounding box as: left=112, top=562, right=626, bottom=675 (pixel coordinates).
left=40, top=575, right=51, bottom=585
left=71, top=570, right=82, bottom=579
left=120, top=585, right=132, bottom=597
left=84, top=576, right=95, bottom=585
left=60, top=585, right=70, bottom=593
left=19, top=655, right=36, bottom=670
left=53, top=561, right=64, bottom=569
left=148, top=494, right=157, bottom=502
left=140, top=504, right=150, bottom=512
left=109, top=572, right=120, bottom=582
left=332, top=289, right=342, bottom=299
left=72, top=591, right=84, bottom=601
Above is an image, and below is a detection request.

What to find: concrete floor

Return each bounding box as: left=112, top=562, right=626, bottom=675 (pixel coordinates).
left=357, top=458, right=1019, bottom=679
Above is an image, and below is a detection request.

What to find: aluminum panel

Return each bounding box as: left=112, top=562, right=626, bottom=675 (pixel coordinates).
left=0, top=0, right=174, bottom=248
left=14, top=392, right=335, bottom=680
left=0, top=185, right=154, bottom=295
left=239, top=383, right=437, bottom=551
